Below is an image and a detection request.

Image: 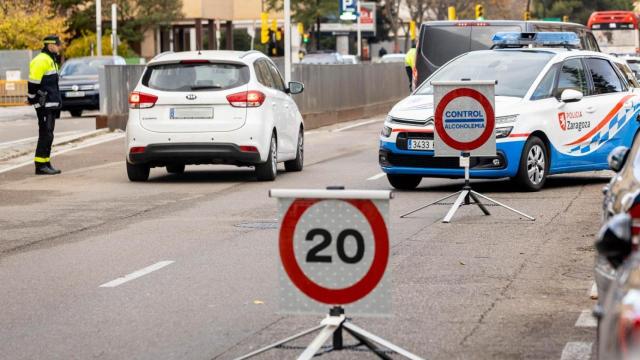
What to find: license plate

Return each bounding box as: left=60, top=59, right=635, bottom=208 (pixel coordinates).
left=65, top=91, right=85, bottom=98
left=170, top=107, right=213, bottom=119
left=408, top=139, right=434, bottom=151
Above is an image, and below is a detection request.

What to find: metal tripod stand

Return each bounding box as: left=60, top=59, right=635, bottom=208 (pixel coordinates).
left=234, top=307, right=424, bottom=360
left=400, top=154, right=535, bottom=223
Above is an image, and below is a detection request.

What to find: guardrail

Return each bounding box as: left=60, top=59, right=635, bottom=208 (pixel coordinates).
left=0, top=80, right=28, bottom=106
left=98, top=63, right=408, bottom=130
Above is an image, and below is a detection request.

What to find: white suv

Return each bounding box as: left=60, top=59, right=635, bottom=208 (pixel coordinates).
left=125, top=50, right=305, bottom=181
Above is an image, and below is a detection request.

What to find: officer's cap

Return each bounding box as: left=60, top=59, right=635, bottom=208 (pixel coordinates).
left=43, top=35, right=62, bottom=46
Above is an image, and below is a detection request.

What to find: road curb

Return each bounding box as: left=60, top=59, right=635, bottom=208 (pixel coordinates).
left=0, top=128, right=111, bottom=162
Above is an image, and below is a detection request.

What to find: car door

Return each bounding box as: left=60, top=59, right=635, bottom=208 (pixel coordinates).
left=581, top=57, right=635, bottom=165
left=264, top=60, right=295, bottom=154
left=550, top=57, right=593, bottom=169
left=254, top=59, right=285, bottom=147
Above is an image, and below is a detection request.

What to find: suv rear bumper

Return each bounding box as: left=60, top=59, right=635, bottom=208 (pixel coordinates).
left=128, top=143, right=262, bottom=166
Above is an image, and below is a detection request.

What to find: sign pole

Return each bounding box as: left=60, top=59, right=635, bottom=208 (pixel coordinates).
left=356, top=0, right=362, bottom=58
left=284, top=0, right=292, bottom=84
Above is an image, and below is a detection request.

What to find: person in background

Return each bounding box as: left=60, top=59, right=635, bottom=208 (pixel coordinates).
left=378, top=46, right=388, bottom=58
left=27, top=35, right=63, bottom=175
left=405, top=43, right=417, bottom=92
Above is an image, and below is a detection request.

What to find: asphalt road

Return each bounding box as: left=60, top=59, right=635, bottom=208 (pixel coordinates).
left=0, top=115, right=605, bottom=360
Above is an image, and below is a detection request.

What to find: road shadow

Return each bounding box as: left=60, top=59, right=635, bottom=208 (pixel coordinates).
left=147, top=168, right=271, bottom=183
left=399, top=174, right=612, bottom=194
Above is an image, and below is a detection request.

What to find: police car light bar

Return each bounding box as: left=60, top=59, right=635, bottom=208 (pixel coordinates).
left=491, top=32, right=580, bottom=47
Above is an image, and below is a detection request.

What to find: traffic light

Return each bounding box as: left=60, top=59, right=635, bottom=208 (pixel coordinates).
left=276, top=28, right=282, bottom=41
left=409, top=21, right=416, bottom=41
left=448, top=6, right=456, bottom=21
left=260, top=12, right=269, bottom=44
left=562, top=15, right=569, bottom=22
left=524, top=11, right=530, bottom=21
left=303, top=33, right=309, bottom=43
left=475, top=4, right=484, bottom=20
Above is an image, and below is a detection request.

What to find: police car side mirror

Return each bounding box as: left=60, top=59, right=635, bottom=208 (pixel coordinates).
left=287, top=81, right=304, bottom=95
left=596, top=213, right=633, bottom=269
left=608, top=146, right=630, bottom=172
left=560, top=89, right=583, bottom=103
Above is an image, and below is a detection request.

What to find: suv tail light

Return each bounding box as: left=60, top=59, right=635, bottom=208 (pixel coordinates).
left=227, top=91, right=266, bottom=107
left=129, top=92, right=158, bottom=109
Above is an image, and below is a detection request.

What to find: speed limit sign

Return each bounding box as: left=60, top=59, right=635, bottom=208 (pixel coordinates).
left=270, top=189, right=392, bottom=315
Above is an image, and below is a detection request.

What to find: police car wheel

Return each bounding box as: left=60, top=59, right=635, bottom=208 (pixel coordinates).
left=166, top=164, right=185, bottom=174
left=127, top=162, right=150, bottom=182
left=515, top=137, right=548, bottom=191
left=387, top=174, right=421, bottom=190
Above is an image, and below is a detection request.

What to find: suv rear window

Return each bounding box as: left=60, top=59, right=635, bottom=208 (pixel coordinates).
left=142, top=62, right=249, bottom=92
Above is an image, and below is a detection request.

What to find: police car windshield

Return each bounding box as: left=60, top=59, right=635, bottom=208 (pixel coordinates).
left=416, top=50, right=554, bottom=98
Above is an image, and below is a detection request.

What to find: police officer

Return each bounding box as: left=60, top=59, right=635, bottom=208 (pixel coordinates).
left=27, top=35, right=63, bottom=175
left=405, top=43, right=417, bottom=92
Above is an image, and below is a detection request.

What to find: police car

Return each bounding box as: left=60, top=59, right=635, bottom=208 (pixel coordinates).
left=379, top=32, right=640, bottom=191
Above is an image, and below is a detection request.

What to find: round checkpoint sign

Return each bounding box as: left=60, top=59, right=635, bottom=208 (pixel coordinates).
left=279, top=199, right=389, bottom=305
left=434, top=88, right=495, bottom=151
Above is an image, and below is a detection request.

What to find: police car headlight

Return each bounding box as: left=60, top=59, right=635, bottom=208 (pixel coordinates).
left=495, top=126, right=513, bottom=139
left=496, top=115, right=519, bottom=124
left=385, top=115, right=393, bottom=123
left=381, top=125, right=392, bottom=137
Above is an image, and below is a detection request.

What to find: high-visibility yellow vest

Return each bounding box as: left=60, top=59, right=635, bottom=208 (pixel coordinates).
left=405, top=48, right=417, bottom=69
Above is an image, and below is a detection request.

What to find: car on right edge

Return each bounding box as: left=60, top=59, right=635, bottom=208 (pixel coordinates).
left=379, top=32, right=640, bottom=191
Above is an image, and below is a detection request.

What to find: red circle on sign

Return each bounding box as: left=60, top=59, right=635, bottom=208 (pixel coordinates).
left=434, top=88, right=495, bottom=151
left=279, top=199, right=389, bottom=305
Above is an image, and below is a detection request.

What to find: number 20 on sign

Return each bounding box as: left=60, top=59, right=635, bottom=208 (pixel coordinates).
left=270, top=189, right=393, bottom=316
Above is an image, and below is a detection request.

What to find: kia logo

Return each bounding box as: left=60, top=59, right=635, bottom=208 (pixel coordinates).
left=72, top=85, right=79, bottom=91
left=186, top=94, right=197, bottom=100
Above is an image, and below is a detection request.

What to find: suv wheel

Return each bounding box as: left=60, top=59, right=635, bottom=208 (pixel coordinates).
left=255, top=134, right=277, bottom=181
left=127, top=162, right=150, bottom=182
left=285, top=129, right=304, bottom=172
left=514, top=136, right=548, bottom=191
left=387, top=174, right=421, bottom=190
left=166, top=164, right=185, bottom=174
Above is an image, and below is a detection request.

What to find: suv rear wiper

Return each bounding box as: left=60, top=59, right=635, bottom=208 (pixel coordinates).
left=190, top=85, right=222, bottom=90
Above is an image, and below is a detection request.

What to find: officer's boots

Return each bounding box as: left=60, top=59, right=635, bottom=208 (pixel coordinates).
left=35, top=162, right=61, bottom=175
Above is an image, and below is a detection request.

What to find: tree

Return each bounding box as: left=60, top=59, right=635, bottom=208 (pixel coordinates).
left=0, top=0, right=69, bottom=50
left=51, top=0, right=183, bottom=52
left=265, top=0, right=339, bottom=51
left=64, top=31, right=135, bottom=58
left=532, top=0, right=634, bottom=24
left=380, top=0, right=403, bottom=51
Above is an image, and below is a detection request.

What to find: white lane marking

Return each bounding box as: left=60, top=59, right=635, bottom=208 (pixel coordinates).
left=99, top=261, right=174, bottom=288
left=367, top=172, right=386, bottom=181
left=332, top=118, right=381, bottom=132
left=590, top=282, right=598, bottom=300
left=0, top=133, right=124, bottom=175
left=575, top=310, right=597, bottom=328
left=560, top=342, right=592, bottom=360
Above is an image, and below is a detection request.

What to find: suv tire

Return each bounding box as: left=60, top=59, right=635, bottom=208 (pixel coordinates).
left=127, top=162, right=150, bottom=182
left=514, top=136, right=548, bottom=191
left=255, top=134, right=277, bottom=181
left=166, top=164, right=185, bottom=174
left=285, top=129, right=304, bottom=172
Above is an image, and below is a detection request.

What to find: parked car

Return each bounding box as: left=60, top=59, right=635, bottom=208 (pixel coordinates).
left=342, top=55, right=360, bottom=64
left=379, top=54, right=406, bottom=64
left=125, top=50, right=305, bottom=182
left=59, top=56, right=126, bottom=117
left=415, top=20, right=601, bottom=88
left=595, top=212, right=640, bottom=359
left=300, top=52, right=344, bottom=64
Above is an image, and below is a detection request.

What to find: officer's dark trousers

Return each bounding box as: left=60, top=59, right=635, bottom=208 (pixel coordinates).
left=35, top=109, right=56, bottom=163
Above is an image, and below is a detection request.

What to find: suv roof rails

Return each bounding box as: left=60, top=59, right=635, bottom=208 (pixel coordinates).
left=150, top=51, right=174, bottom=61
left=241, top=50, right=263, bottom=59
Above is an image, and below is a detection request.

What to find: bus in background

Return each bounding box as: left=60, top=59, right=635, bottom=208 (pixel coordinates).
left=588, top=11, right=640, bottom=55
left=414, top=20, right=600, bottom=88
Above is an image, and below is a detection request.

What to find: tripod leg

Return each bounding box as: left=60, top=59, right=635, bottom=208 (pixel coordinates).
left=297, top=316, right=345, bottom=360
left=469, top=192, right=490, bottom=216
left=233, top=324, right=325, bottom=360
left=344, top=326, right=393, bottom=360
left=400, top=191, right=462, bottom=218
left=442, top=190, right=468, bottom=223
left=471, top=191, right=535, bottom=221
left=342, top=322, right=425, bottom=360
